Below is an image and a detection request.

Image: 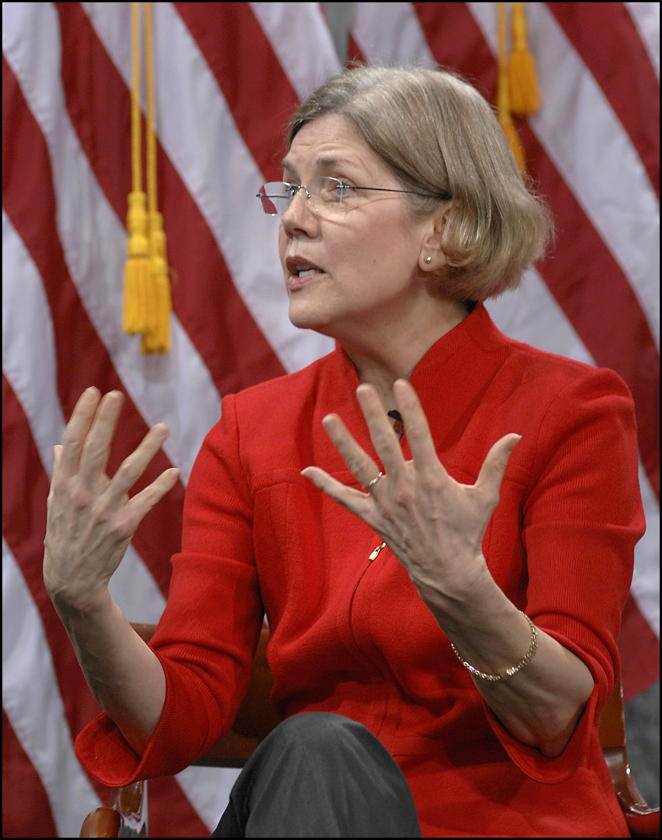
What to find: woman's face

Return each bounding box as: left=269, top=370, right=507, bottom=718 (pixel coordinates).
left=278, top=114, right=435, bottom=341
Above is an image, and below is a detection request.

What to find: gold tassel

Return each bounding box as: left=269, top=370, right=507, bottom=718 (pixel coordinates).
left=124, top=3, right=171, bottom=353
left=508, top=2, right=540, bottom=116
left=122, top=4, right=150, bottom=336
left=123, top=191, right=150, bottom=334
left=141, top=211, right=171, bottom=353
left=497, top=3, right=526, bottom=174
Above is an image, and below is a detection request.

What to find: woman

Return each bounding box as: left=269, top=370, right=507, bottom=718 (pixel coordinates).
left=44, top=66, right=644, bottom=837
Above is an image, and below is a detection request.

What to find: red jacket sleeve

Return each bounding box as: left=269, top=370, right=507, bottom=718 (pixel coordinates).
left=481, top=366, right=644, bottom=782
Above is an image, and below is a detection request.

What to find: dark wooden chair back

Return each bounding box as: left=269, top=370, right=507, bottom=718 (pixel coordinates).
left=598, top=674, right=660, bottom=837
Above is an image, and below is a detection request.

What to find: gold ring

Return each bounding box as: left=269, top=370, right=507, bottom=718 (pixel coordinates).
left=366, top=471, right=384, bottom=491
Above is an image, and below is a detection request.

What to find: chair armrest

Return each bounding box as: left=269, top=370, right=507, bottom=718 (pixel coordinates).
left=79, top=781, right=147, bottom=838
left=603, top=747, right=660, bottom=838
left=625, top=811, right=661, bottom=839
left=600, top=676, right=659, bottom=837
left=80, top=807, right=121, bottom=837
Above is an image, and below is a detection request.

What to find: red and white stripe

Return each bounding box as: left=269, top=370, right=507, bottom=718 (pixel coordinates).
left=3, top=3, right=658, bottom=836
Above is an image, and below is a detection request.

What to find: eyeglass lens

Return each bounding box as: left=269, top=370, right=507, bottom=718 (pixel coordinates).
left=257, top=178, right=348, bottom=216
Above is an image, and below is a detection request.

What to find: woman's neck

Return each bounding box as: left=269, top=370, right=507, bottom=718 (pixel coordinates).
left=342, top=298, right=469, bottom=409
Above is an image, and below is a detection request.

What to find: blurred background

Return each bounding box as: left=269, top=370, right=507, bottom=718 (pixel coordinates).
left=3, top=2, right=659, bottom=836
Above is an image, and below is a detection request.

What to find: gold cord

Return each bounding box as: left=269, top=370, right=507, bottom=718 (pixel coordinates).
left=123, top=3, right=171, bottom=353
left=497, top=2, right=526, bottom=173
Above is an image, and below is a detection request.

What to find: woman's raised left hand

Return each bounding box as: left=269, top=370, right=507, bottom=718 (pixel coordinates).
left=301, top=379, right=520, bottom=603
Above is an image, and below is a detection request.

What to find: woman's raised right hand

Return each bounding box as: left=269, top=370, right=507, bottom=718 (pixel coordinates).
left=43, top=387, right=180, bottom=613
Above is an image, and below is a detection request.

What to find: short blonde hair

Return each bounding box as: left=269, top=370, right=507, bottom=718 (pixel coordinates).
left=287, top=65, right=554, bottom=301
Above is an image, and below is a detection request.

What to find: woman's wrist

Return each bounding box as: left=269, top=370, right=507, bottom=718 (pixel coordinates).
left=450, top=611, right=539, bottom=682
left=417, top=561, right=536, bottom=676
left=413, top=553, right=496, bottom=624
left=49, top=579, right=113, bottom=624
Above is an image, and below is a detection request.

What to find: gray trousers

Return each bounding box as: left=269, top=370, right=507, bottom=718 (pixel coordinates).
left=213, top=712, right=422, bottom=838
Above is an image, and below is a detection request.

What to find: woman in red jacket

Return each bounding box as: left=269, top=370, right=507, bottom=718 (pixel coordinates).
left=44, top=66, right=644, bottom=837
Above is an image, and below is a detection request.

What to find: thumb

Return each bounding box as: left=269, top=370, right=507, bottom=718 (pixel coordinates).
left=475, top=433, right=522, bottom=498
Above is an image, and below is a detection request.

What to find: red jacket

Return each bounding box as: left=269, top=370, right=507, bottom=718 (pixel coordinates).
left=76, top=304, right=644, bottom=837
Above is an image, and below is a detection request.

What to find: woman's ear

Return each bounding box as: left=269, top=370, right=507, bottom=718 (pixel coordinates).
left=419, top=205, right=450, bottom=272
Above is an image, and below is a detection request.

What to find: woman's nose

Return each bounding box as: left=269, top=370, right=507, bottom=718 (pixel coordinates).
left=280, top=186, right=318, bottom=234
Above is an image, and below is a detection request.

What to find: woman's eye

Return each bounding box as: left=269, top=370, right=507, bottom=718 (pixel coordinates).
left=334, top=181, right=353, bottom=197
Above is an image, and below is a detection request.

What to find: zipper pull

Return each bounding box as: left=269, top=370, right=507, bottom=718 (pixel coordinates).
left=368, top=541, right=386, bottom=561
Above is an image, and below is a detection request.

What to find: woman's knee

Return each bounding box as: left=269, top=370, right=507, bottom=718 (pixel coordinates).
left=263, top=711, right=363, bottom=750
left=258, top=712, right=403, bottom=781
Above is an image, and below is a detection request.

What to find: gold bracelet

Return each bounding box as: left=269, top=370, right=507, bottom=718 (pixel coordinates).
left=450, top=613, right=538, bottom=682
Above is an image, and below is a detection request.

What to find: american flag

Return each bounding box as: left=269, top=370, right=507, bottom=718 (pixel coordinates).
left=2, top=3, right=658, bottom=836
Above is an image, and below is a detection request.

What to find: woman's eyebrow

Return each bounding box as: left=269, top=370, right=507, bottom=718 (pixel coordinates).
left=280, top=155, right=362, bottom=176
left=315, top=155, right=359, bottom=171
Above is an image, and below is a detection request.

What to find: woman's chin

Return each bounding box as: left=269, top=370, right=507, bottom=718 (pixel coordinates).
left=288, top=303, right=331, bottom=333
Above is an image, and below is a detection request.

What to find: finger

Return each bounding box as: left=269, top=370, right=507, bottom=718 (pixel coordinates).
left=47, top=445, right=64, bottom=504
left=124, top=466, right=181, bottom=529
left=59, top=387, right=101, bottom=477
left=475, top=433, right=522, bottom=500
left=103, top=423, right=171, bottom=505
left=355, top=385, right=406, bottom=479
left=321, top=413, right=381, bottom=489
left=78, top=391, right=125, bottom=485
left=52, top=444, right=63, bottom=471
left=392, top=380, right=445, bottom=476
left=301, top=466, right=373, bottom=516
